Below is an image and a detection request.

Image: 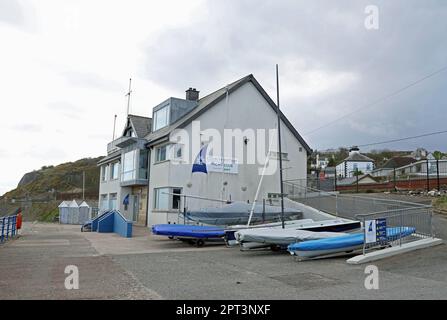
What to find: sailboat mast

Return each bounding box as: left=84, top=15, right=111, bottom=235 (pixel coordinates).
left=276, top=64, right=285, bottom=229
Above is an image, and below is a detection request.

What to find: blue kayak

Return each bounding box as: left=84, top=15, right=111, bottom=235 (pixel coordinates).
left=288, top=227, right=416, bottom=258
left=152, top=224, right=226, bottom=239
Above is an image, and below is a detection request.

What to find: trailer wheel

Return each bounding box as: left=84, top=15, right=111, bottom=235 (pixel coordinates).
left=196, top=239, right=205, bottom=247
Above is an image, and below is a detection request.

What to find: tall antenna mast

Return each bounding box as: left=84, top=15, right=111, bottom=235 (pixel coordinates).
left=112, top=114, right=117, bottom=140
left=125, top=78, right=132, bottom=116
left=276, top=64, right=285, bottom=229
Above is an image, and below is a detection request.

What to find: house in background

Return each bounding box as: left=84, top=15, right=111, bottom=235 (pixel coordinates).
left=411, top=148, right=428, bottom=160
left=311, top=154, right=329, bottom=170
left=98, top=114, right=151, bottom=225
left=371, top=156, right=416, bottom=178
left=335, top=146, right=375, bottom=178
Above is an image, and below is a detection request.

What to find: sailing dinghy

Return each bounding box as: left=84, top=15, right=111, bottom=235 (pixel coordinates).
left=185, top=201, right=302, bottom=226
left=287, top=226, right=416, bottom=258
left=233, top=218, right=361, bottom=250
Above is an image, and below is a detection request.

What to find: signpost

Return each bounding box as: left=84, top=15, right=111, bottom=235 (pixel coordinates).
left=365, top=218, right=387, bottom=244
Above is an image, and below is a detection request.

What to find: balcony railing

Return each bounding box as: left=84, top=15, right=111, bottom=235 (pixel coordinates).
left=107, top=136, right=142, bottom=154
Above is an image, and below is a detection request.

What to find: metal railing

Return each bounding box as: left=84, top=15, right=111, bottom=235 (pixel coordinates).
left=284, top=180, right=435, bottom=254
left=283, top=180, right=428, bottom=219
left=355, top=205, right=434, bottom=254
left=0, top=214, right=18, bottom=243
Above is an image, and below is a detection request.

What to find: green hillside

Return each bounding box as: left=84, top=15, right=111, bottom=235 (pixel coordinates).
left=0, top=156, right=103, bottom=221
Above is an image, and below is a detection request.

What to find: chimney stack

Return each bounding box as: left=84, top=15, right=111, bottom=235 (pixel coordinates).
left=186, top=87, right=199, bottom=101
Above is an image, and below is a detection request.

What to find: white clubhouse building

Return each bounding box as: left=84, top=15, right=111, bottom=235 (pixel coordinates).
left=98, top=74, right=311, bottom=227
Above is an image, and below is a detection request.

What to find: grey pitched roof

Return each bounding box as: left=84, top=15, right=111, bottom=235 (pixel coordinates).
left=337, top=174, right=377, bottom=186
left=343, top=152, right=375, bottom=162
left=380, top=156, right=416, bottom=169
left=127, top=114, right=152, bottom=138
left=145, top=74, right=312, bottom=154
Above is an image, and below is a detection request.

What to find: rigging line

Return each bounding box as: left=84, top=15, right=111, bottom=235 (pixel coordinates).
left=303, top=64, right=447, bottom=136
left=355, top=129, right=447, bottom=148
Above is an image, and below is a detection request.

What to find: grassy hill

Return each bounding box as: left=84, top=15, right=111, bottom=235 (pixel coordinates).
left=0, top=156, right=103, bottom=221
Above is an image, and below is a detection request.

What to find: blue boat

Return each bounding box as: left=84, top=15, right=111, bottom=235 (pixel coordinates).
left=152, top=224, right=226, bottom=247
left=287, top=227, right=416, bottom=258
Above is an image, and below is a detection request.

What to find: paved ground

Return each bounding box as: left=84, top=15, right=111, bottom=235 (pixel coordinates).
left=0, top=194, right=446, bottom=300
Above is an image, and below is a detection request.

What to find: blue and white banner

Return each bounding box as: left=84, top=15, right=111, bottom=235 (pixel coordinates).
left=192, top=144, right=208, bottom=174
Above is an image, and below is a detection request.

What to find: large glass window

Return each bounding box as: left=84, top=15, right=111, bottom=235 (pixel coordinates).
left=122, top=150, right=137, bottom=181
left=110, top=162, right=120, bottom=180
left=154, top=188, right=170, bottom=210
left=154, top=105, right=170, bottom=131
left=139, top=150, right=148, bottom=179
left=154, top=187, right=182, bottom=210
left=156, top=145, right=167, bottom=162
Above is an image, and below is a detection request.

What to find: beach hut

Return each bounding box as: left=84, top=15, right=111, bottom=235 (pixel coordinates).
left=78, top=201, right=90, bottom=224
left=68, top=200, right=79, bottom=224
left=58, top=201, right=69, bottom=224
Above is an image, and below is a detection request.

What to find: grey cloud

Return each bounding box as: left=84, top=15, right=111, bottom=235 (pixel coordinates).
left=141, top=0, right=447, bottom=152
left=21, top=147, right=67, bottom=160
left=61, top=71, right=122, bottom=92
left=48, top=101, right=83, bottom=119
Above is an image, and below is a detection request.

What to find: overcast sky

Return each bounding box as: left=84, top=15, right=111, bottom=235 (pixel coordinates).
left=1, top=0, right=446, bottom=195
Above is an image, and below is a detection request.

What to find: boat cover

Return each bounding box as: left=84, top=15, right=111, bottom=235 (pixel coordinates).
left=235, top=228, right=348, bottom=245
left=287, top=227, right=416, bottom=252
left=186, top=201, right=302, bottom=225
left=152, top=224, right=225, bottom=239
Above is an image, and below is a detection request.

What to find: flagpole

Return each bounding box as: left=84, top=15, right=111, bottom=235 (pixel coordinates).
left=276, top=64, right=285, bottom=229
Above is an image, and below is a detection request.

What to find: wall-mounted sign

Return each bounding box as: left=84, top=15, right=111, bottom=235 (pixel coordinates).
left=208, top=157, right=238, bottom=174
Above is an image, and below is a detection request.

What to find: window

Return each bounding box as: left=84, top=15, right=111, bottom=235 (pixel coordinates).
left=100, top=194, right=108, bottom=211
left=156, top=145, right=167, bottom=162
left=139, top=150, right=148, bottom=179
left=122, top=150, right=137, bottom=181
left=153, top=105, right=170, bottom=131
left=154, top=187, right=182, bottom=210
left=173, top=144, right=183, bottom=160
left=109, top=193, right=117, bottom=210
left=110, top=162, right=119, bottom=180
left=172, top=188, right=182, bottom=209
left=101, top=165, right=108, bottom=182
left=154, top=188, right=169, bottom=210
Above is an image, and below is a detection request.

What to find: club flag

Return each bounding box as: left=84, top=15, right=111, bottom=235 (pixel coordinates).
left=192, top=144, right=208, bottom=174
left=123, top=194, right=130, bottom=205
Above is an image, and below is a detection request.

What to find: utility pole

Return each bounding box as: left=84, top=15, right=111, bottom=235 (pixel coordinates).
left=82, top=171, right=85, bottom=201
left=276, top=64, right=285, bottom=229
left=125, top=78, right=132, bottom=116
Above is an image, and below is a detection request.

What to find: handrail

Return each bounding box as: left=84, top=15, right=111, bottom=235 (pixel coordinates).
left=0, top=214, right=18, bottom=243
